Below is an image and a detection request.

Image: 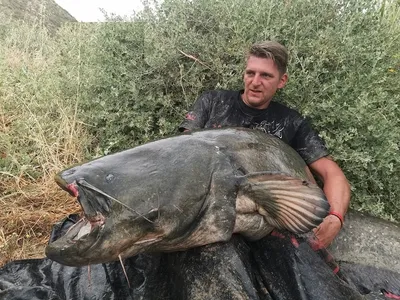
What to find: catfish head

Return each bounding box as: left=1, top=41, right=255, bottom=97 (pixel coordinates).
left=46, top=136, right=222, bottom=266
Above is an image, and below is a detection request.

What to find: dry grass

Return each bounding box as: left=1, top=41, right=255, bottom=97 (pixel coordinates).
left=0, top=19, right=92, bottom=268
left=0, top=176, right=80, bottom=267
left=0, top=48, right=89, bottom=267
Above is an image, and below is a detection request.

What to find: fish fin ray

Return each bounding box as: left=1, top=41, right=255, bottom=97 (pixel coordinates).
left=240, top=172, right=330, bottom=234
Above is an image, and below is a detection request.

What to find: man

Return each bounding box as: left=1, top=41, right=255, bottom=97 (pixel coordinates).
left=179, top=41, right=350, bottom=247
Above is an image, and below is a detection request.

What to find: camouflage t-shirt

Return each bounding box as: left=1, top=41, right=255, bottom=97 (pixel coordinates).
left=179, top=89, right=329, bottom=165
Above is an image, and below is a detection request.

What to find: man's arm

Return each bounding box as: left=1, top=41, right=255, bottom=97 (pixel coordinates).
left=178, top=91, right=213, bottom=132
left=309, top=156, right=351, bottom=247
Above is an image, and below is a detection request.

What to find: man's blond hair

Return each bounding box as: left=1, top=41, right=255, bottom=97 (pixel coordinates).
left=247, top=41, right=288, bottom=75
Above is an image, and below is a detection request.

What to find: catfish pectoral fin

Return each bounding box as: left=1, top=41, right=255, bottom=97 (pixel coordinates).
left=240, top=172, right=330, bottom=234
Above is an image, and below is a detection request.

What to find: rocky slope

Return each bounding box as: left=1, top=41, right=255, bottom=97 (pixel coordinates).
left=0, top=0, right=76, bottom=31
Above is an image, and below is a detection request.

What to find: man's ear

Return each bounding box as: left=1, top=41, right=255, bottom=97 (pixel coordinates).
left=278, top=73, right=288, bottom=89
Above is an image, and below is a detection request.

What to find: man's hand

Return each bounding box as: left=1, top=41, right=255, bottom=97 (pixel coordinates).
left=312, top=214, right=342, bottom=248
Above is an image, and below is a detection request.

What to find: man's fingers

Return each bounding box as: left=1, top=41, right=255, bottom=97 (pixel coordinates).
left=313, top=225, right=321, bottom=234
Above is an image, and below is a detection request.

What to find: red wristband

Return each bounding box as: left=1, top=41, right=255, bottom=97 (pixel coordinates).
left=329, top=211, right=344, bottom=228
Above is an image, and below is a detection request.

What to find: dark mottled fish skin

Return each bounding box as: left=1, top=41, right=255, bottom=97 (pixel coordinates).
left=46, top=128, right=329, bottom=266
left=329, top=210, right=400, bottom=274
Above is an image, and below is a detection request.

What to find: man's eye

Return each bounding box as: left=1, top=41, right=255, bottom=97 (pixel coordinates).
left=246, top=71, right=255, bottom=76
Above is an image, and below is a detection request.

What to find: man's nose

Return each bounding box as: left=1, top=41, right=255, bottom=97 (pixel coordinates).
left=252, top=74, right=261, bottom=86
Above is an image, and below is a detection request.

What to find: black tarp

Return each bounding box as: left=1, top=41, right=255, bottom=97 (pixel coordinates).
left=1, top=214, right=399, bottom=300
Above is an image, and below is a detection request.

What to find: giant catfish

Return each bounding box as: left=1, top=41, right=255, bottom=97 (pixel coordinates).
left=46, top=128, right=330, bottom=266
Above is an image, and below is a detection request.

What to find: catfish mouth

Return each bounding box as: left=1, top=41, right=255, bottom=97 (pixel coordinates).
left=48, top=175, right=160, bottom=265
left=62, top=213, right=106, bottom=243
left=47, top=175, right=111, bottom=262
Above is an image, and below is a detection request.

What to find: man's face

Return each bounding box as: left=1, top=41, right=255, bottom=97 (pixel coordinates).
left=242, top=56, right=288, bottom=109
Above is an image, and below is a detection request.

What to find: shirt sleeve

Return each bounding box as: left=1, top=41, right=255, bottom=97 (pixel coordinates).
left=291, top=118, right=329, bottom=165
left=178, top=91, right=213, bottom=132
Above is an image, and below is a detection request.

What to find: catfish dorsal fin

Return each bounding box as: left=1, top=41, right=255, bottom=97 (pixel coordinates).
left=239, top=172, right=330, bottom=234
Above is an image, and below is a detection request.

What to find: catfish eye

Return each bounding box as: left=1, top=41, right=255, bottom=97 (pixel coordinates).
left=106, top=174, right=115, bottom=183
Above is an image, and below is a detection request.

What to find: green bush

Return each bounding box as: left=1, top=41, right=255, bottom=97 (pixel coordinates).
left=1, top=0, right=399, bottom=220
left=0, top=20, right=93, bottom=179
